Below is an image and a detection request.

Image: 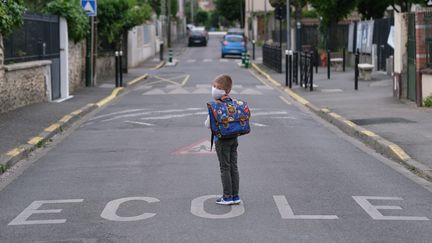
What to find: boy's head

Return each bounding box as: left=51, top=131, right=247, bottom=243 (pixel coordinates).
left=212, top=74, right=233, bottom=94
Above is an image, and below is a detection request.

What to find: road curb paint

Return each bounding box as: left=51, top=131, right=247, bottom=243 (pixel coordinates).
left=251, top=62, right=432, bottom=182
left=152, top=61, right=166, bottom=70
left=128, top=73, right=149, bottom=86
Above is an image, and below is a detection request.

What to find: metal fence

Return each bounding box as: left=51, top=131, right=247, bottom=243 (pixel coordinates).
left=4, top=12, right=60, bottom=64
left=263, top=44, right=282, bottom=73
left=299, top=51, right=314, bottom=91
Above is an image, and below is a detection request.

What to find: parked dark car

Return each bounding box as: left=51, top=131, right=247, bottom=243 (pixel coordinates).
left=188, top=30, right=207, bottom=47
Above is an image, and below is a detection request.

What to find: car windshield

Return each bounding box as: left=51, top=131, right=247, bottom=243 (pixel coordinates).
left=191, top=31, right=203, bottom=36
left=225, top=36, right=243, bottom=42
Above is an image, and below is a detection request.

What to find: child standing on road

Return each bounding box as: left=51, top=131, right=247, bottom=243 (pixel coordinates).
left=205, top=74, right=250, bottom=205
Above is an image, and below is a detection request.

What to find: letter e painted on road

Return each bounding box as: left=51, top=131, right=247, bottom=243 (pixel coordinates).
left=191, top=195, right=245, bottom=219
left=101, top=197, right=160, bottom=222
left=352, top=196, right=429, bottom=221
left=273, top=195, right=338, bottom=220
left=8, top=199, right=84, bottom=226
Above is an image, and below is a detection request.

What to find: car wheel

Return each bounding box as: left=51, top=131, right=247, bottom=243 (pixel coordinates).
left=221, top=54, right=225, bottom=58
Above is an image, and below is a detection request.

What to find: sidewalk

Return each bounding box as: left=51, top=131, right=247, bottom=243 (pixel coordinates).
left=0, top=55, right=163, bottom=166
left=255, top=61, right=432, bottom=176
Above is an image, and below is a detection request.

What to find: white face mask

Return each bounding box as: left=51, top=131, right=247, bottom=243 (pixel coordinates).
left=212, top=86, right=226, bottom=100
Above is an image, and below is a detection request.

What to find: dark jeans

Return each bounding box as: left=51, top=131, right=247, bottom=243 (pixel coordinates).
left=215, top=137, right=239, bottom=197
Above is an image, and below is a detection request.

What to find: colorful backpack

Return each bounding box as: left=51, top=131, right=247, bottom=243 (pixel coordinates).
left=207, top=96, right=251, bottom=143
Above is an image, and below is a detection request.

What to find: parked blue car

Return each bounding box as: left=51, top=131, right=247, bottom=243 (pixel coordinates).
left=221, top=35, right=247, bottom=58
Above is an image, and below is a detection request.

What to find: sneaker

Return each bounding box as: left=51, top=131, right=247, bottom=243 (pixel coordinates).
left=232, top=195, right=241, bottom=204
left=216, top=196, right=233, bottom=205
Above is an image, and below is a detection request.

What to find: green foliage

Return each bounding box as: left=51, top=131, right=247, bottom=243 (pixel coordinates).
left=424, top=96, right=432, bottom=107
left=22, top=0, right=51, bottom=12
left=209, top=10, right=220, bottom=28
left=0, top=0, right=26, bottom=36
left=302, top=9, right=318, bottom=18
left=357, top=0, right=389, bottom=19
left=98, top=0, right=152, bottom=45
left=0, top=164, right=6, bottom=174
left=195, top=9, right=209, bottom=26
left=215, top=0, right=244, bottom=25
left=309, top=0, right=357, bottom=28
left=44, top=0, right=89, bottom=42
left=143, top=0, right=178, bottom=17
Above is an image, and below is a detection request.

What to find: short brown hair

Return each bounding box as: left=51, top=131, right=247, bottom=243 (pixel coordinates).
left=213, top=74, right=233, bottom=92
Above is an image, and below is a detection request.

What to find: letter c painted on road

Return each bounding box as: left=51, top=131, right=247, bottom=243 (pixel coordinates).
left=101, top=197, right=160, bottom=222
left=191, top=195, right=245, bottom=219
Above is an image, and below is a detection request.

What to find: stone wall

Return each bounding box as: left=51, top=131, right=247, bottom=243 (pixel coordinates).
left=0, top=61, right=51, bottom=113
left=0, top=34, right=4, bottom=81
left=68, top=40, right=86, bottom=93
left=96, top=54, right=115, bottom=81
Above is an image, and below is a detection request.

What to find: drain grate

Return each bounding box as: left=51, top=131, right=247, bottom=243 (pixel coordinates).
left=351, top=117, right=416, bottom=125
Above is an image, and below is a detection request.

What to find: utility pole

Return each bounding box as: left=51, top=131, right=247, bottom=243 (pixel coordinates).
left=168, top=0, right=171, bottom=48
left=264, top=0, right=267, bottom=40
left=287, top=0, right=291, bottom=50
left=161, top=0, right=167, bottom=47
left=190, top=0, right=194, bottom=25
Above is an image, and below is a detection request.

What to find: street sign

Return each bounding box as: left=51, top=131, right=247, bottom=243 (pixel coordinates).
left=81, top=0, right=97, bottom=16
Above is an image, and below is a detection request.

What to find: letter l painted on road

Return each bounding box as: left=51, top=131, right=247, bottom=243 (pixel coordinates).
left=273, top=195, right=338, bottom=220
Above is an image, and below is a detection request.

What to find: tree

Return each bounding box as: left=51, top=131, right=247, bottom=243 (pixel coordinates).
left=44, top=0, right=89, bottom=42
left=143, top=0, right=178, bottom=17
left=22, top=0, right=51, bottom=12
left=0, top=0, right=26, bottom=36
left=215, top=0, right=244, bottom=27
left=390, top=0, right=424, bottom=13
left=97, top=0, right=152, bottom=46
left=195, top=9, right=209, bottom=26
left=308, top=0, right=357, bottom=27
left=357, top=0, right=390, bottom=19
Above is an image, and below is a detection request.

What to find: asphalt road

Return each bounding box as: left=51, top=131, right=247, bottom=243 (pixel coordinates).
left=0, top=35, right=432, bottom=243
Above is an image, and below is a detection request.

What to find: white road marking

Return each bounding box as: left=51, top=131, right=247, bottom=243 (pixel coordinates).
left=166, top=84, right=181, bottom=89
left=279, top=96, right=292, bottom=105
left=140, top=112, right=207, bottom=120
left=219, top=59, right=229, bottom=62
left=89, top=109, right=151, bottom=121
left=174, top=139, right=215, bottom=155
left=321, top=89, right=343, bottom=93
left=253, top=111, right=288, bottom=116
left=181, top=75, right=191, bottom=86
left=100, top=197, right=159, bottom=222
left=252, top=122, right=267, bottom=127
left=256, top=85, right=273, bottom=90
left=99, top=108, right=205, bottom=123
left=352, top=196, right=429, bottom=221
left=233, top=85, right=244, bottom=89
left=249, top=69, right=273, bottom=88
left=192, top=88, right=211, bottom=94
left=143, top=88, right=166, bottom=95
left=8, top=199, right=84, bottom=225
left=271, top=116, right=297, bottom=120
left=124, top=120, right=155, bottom=127
left=191, top=195, right=245, bottom=219
left=196, top=84, right=210, bottom=88
left=240, top=89, right=262, bottom=95
left=168, top=88, right=189, bottom=94
left=273, top=196, right=338, bottom=220
left=187, top=59, right=196, bottom=63
left=230, top=90, right=239, bottom=94
left=203, top=59, right=212, bottom=62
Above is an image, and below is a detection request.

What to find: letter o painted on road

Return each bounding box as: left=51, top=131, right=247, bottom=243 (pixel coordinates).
left=101, top=197, right=160, bottom=222
left=191, top=195, right=245, bottom=219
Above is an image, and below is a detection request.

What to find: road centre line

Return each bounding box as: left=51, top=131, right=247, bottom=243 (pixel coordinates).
left=99, top=108, right=205, bottom=122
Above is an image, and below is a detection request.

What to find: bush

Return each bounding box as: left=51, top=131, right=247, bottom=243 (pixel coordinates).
left=0, top=0, right=26, bottom=36
left=424, top=96, right=432, bottom=107
left=44, top=0, right=89, bottom=43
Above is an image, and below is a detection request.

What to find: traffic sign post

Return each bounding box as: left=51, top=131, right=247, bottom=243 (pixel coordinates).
left=82, top=0, right=97, bottom=86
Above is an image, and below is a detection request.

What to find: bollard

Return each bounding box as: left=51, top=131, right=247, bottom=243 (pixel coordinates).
left=327, top=49, right=331, bottom=79
left=119, top=51, right=123, bottom=87
left=293, top=51, right=298, bottom=85
left=355, top=49, right=359, bottom=90
left=310, top=52, right=314, bottom=91
left=115, top=51, right=119, bottom=88
left=168, top=49, right=173, bottom=63
left=242, top=52, right=246, bottom=65
left=343, top=47, right=346, bottom=72
left=252, top=40, right=256, bottom=60
left=160, top=43, right=164, bottom=61
left=245, top=54, right=250, bottom=68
